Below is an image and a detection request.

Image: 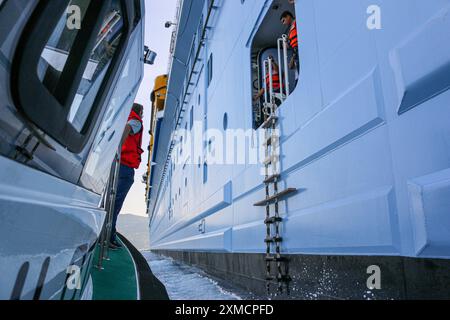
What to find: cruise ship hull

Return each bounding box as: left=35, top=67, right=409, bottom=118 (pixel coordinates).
left=153, top=251, right=450, bottom=299
left=147, top=0, right=450, bottom=298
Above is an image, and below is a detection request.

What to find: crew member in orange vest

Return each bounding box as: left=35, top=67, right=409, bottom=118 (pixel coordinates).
left=110, top=103, right=144, bottom=249
left=253, top=57, right=282, bottom=104
left=280, top=11, right=299, bottom=81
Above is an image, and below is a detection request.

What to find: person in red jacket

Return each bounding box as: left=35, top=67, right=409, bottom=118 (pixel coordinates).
left=110, top=103, right=144, bottom=249
left=253, top=56, right=282, bottom=104
left=280, top=11, right=299, bottom=85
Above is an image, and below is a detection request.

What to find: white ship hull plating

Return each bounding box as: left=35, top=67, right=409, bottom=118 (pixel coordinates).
left=148, top=0, right=450, bottom=298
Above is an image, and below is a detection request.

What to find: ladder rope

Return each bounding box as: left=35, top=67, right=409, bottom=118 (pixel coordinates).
left=259, top=36, right=297, bottom=296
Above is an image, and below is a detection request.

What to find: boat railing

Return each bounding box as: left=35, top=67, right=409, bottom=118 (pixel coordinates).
left=277, top=34, right=290, bottom=100
left=95, top=150, right=121, bottom=270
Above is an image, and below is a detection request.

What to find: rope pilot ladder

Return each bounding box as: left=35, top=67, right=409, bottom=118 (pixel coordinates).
left=254, top=35, right=297, bottom=296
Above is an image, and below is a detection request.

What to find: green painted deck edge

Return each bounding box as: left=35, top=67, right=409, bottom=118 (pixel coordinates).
left=90, top=239, right=138, bottom=300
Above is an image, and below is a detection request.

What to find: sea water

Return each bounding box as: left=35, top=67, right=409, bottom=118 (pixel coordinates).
left=142, top=251, right=249, bottom=300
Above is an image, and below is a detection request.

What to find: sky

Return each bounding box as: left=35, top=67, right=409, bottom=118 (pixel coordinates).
left=121, top=0, right=178, bottom=217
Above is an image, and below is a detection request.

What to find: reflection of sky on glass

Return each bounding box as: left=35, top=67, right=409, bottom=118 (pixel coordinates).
left=122, top=0, right=178, bottom=217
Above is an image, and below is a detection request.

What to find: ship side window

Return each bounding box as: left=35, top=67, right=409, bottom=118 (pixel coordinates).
left=66, top=6, right=125, bottom=132
left=223, top=113, right=228, bottom=130
left=249, top=2, right=298, bottom=129
left=12, top=0, right=135, bottom=153
left=208, top=139, right=213, bottom=153
left=190, top=106, right=194, bottom=130
left=37, top=0, right=91, bottom=97
left=203, top=162, right=208, bottom=184
left=207, top=53, right=213, bottom=87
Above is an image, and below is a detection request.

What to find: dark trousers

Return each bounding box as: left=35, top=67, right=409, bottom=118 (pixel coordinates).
left=110, top=164, right=135, bottom=242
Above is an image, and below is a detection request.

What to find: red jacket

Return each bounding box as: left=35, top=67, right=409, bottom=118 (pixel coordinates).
left=120, top=110, right=144, bottom=169
left=288, top=21, right=298, bottom=49
left=265, top=71, right=281, bottom=91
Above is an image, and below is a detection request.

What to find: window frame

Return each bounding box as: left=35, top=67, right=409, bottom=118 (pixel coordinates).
left=11, top=0, right=138, bottom=153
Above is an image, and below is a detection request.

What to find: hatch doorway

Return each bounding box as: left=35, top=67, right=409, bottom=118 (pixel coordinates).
left=250, top=1, right=298, bottom=129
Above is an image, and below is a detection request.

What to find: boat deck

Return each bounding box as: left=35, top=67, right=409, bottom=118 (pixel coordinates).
left=91, top=238, right=138, bottom=300
left=90, top=234, right=169, bottom=300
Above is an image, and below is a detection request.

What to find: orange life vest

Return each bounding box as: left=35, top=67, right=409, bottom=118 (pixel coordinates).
left=265, top=71, right=281, bottom=91
left=288, top=21, right=298, bottom=49
left=120, top=110, right=144, bottom=169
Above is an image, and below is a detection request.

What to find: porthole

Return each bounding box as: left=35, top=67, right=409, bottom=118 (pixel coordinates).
left=203, top=162, right=208, bottom=184
left=223, top=113, right=228, bottom=130
left=208, top=139, right=213, bottom=153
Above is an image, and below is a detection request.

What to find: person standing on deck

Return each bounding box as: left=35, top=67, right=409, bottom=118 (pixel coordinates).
left=109, top=103, right=144, bottom=249
left=280, top=11, right=299, bottom=86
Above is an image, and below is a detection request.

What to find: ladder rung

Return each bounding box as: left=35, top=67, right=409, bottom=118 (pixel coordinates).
left=273, top=93, right=286, bottom=101
left=262, top=115, right=278, bottom=129
left=264, top=216, right=283, bottom=224
left=264, top=174, right=280, bottom=184
left=263, top=154, right=279, bottom=166
left=265, top=255, right=287, bottom=262
left=264, top=236, right=283, bottom=243
left=277, top=275, right=292, bottom=282
left=263, top=156, right=271, bottom=165
left=254, top=188, right=297, bottom=207
left=263, top=135, right=279, bottom=147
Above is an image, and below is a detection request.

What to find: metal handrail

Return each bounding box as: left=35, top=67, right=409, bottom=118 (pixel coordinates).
left=96, top=150, right=121, bottom=270
left=277, top=34, right=290, bottom=100
left=263, top=59, right=269, bottom=105
left=281, top=34, right=290, bottom=99
left=268, top=57, right=274, bottom=105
